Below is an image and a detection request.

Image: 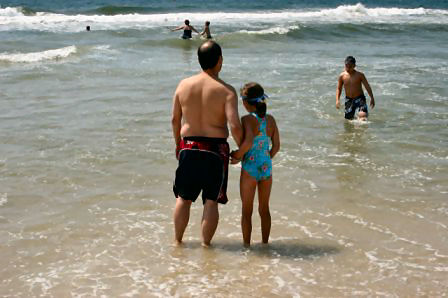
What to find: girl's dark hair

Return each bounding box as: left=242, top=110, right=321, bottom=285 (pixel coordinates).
left=240, top=82, right=266, bottom=118
left=185, top=19, right=190, bottom=25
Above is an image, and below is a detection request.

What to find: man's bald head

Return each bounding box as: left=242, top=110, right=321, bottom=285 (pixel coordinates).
left=197, top=41, right=222, bottom=70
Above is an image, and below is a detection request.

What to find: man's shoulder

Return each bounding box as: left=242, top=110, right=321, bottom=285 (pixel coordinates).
left=207, top=77, right=237, bottom=99
left=176, top=74, right=201, bottom=89
left=181, top=73, right=202, bottom=83
left=356, top=70, right=366, bottom=78
left=219, top=81, right=237, bottom=97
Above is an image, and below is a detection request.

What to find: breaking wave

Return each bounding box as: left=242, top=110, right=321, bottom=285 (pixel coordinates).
left=0, top=45, right=77, bottom=63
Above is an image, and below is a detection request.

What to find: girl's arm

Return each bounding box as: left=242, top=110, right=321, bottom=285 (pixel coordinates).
left=269, top=116, right=280, bottom=159
left=230, top=116, right=256, bottom=163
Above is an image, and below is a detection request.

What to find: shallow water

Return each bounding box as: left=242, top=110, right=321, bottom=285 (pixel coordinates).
left=1, top=1, right=448, bottom=296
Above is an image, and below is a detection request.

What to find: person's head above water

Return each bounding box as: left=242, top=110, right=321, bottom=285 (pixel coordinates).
left=345, top=56, right=356, bottom=72
left=197, top=41, right=222, bottom=71
left=345, top=56, right=356, bottom=66
left=240, top=82, right=268, bottom=118
left=205, top=21, right=210, bottom=26
left=358, top=110, right=367, bottom=121
left=184, top=19, right=190, bottom=26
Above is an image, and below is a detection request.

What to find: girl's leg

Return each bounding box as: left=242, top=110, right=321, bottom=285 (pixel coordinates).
left=240, top=169, right=257, bottom=246
left=257, top=177, right=272, bottom=244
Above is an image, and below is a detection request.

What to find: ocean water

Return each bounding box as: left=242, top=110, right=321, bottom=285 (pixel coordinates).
left=1, top=0, right=447, bottom=296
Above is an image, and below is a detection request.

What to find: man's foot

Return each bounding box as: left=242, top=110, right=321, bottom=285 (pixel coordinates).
left=174, top=240, right=183, bottom=247
left=201, top=242, right=211, bottom=248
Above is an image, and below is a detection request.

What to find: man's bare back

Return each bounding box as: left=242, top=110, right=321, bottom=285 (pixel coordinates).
left=174, top=72, right=237, bottom=139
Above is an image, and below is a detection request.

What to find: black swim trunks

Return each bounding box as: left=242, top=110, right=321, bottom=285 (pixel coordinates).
left=344, top=94, right=368, bottom=120
left=173, top=136, right=230, bottom=204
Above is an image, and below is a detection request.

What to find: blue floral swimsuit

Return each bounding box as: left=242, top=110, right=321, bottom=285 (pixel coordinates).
left=242, top=113, right=272, bottom=181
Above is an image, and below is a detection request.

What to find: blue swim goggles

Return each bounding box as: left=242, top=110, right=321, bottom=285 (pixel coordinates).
left=242, top=93, right=269, bottom=104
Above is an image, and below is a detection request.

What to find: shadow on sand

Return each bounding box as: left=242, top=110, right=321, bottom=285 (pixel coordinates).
left=175, top=239, right=340, bottom=260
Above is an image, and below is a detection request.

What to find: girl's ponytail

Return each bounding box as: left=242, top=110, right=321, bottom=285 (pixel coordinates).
left=255, top=101, right=266, bottom=118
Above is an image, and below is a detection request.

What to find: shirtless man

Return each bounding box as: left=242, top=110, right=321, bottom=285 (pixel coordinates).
left=336, top=56, right=375, bottom=120
left=171, top=41, right=243, bottom=247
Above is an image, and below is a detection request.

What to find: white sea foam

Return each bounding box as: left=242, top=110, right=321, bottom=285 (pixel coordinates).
left=239, top=25, right=300, bottom=35
left=0, top=6, right=26, bottom=17
left=0, top=45, right=77, bottom=63
left=0, top=193, right=7, bottom=206
left=1, top=4, right=447, bottom=32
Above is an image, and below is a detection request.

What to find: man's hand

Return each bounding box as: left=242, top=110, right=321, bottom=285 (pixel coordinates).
left=175, top=143, right=181, bottom=160
left=230, top=150, right=241, bottom=164
left=370, top=98, right=375, bottom=109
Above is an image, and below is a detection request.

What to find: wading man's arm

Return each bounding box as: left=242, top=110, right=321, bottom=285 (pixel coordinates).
left=361, top=73, right=375, bottom=108
left=336, top=75, right=343, bottom=109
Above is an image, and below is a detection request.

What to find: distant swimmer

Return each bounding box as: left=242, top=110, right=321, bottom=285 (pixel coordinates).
left=200, top=21, right=212, bottom=39
left=171, top=19, right=199, bottom=39
left=336, top=56, right=375, bottom=120
left=86, top=26, right=90, bottom=31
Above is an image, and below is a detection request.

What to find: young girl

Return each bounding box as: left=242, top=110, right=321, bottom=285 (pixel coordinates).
left=231, top=82, right=280, bottom=247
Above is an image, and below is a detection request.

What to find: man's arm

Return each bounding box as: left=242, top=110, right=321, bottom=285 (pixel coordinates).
left=336, top=74, right=343, bottom=109
left=230, top=116, right=255, bottom=162
left=171, top=89, right=182, bottom=158
left=225, top=90, right=243, bottom=146
left=361, top=73, right=375, bottom=108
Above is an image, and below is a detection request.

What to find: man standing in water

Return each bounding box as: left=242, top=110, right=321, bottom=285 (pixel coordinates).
left=171, top=41, right=243, bottom=247
left=336, top=56, right=375, bottom=120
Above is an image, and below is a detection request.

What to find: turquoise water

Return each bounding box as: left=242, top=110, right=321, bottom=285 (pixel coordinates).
left=1, top=1, right=447, bottom=296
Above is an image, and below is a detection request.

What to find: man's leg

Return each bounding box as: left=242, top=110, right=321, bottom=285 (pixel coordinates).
left=201, top=199, right=219, bottom=247
left=174, top=197, right=192, bottom=245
